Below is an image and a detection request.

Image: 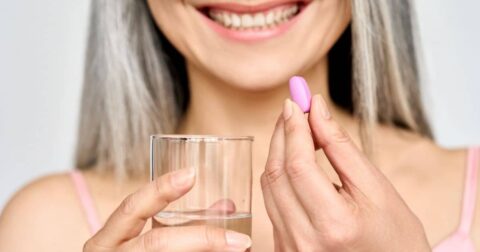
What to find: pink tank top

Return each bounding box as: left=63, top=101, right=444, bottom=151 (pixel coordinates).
left=70, top=147, right=480, bottom=250
left=69, top=170, right=102, bottom=234
left=433, top=146, right=479, bottom=252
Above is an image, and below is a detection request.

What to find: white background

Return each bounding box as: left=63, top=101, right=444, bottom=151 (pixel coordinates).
left=1, top=0, right=479, bottom=209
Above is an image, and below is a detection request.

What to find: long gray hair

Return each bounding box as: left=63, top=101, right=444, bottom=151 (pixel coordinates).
left=75, top=0, right=432, bottom=176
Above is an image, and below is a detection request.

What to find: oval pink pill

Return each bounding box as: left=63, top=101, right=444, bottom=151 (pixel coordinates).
left=289, top=76, right=312, bottom=113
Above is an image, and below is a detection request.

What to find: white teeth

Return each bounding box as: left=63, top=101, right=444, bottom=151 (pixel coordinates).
left=253, top=13, right=265, bottom=27
left=241, top=14, right=253, bottom=29
left=208, top=4, right=299, bottom=30
left=291, top=5, right=299, bottom=14
left=223, top=12, right=232, bottom=27
left=231, top=14, right=241, bottom=28
left=265, top=12, right=274, bottom=26
left=274, top=10, right=283, bottom=23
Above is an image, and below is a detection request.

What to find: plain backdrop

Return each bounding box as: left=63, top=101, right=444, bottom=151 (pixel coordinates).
left=0, top=1, right=479, bottom=209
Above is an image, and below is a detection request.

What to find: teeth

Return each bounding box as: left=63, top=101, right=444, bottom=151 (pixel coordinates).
left=241, top=14, right=253, bottom=29
left=265, top=12, right=274, bottom=26
left=274, top=10, right=283, bottom=23
left=223, top=13, right=231, bottom=27
left=289, top=5, right=299, bottom=16
left=231, top=14, right=241, bottom=28
left=208, top=4, right=299, bottom=30
left=253, top=13, right=265, bottom=28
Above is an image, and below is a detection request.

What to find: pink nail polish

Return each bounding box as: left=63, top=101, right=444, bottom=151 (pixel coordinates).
left=289, top=76, right=312, bottom=113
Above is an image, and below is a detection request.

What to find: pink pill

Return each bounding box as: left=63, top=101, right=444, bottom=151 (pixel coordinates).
left=289, top=76, right=312, bottom=113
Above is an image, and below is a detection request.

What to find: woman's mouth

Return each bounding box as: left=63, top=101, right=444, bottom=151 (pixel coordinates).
left=208, top=4, right=300, bottom=30
left=196, top=1, right=312, bottom=42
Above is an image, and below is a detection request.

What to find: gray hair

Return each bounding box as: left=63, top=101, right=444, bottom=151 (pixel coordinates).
left=75, top=0, right=179, bottom=176
left=75, top=0, right=432, bottom=176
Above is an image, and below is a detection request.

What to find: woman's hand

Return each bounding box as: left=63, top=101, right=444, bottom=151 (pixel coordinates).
left=84, top=169, right=252, bottom=252
left=261, top=95, right=431, bottom=252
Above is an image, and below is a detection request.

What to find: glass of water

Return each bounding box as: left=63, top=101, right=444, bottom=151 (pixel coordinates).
left=150, top=134, right=253, bottom=236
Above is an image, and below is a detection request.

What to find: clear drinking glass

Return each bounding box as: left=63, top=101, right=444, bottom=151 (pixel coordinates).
left=150, top=134, right=253, bottom=236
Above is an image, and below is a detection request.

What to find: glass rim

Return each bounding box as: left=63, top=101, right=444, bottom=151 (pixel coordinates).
left=151, top=134, right=254, bottom=142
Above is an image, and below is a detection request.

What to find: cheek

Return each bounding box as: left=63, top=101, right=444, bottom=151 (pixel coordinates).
left=304, top=0, right=351, bottom=63
left=147, top=0, right=196, bottom=57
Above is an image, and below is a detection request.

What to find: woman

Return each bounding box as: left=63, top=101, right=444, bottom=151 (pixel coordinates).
left=0, top=0, right=478, bottom=251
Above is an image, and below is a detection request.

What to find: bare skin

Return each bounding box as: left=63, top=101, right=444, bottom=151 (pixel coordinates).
left=0, top=56, right=479, bottom=251
left=1, top=0, right=479, bottom=250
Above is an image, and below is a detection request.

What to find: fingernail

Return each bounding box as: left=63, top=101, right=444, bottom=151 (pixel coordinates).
left=283, top=99, right=293, bottom=120
left=313, top=94, right=331, bottom=119
left=289, top=76, right=312, bottom=113
left=225, top=231, right=252, bottom=249
left=170, top=169, right=195, bottom=189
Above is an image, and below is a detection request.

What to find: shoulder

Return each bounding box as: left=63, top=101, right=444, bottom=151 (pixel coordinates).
left=375, top=124, right=467, bottom=169
left=4, top=172, right=73, bottom=205
left=1, top=173, right=75, bottom=217
left=413, top=143, right=480, bottom=246
left=0, top=172, right=91, bottom=251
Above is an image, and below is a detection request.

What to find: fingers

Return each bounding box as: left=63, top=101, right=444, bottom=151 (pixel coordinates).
left=308, top=94, right=383, bottom=195
left=260, top=181, right=288, bottom=243
left=122, top=226, right=251, bottom=252
left=282, top=99, right=344, bottom=210
left=262, top=182, right=302, bottom=252
left=261, top=116, right=314, bottom=236
left=208, top=199, right=236, bottom=214
left=90, top=169, right=195, bottom=248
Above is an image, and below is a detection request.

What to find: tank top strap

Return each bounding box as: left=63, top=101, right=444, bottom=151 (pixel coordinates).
left=69, top=170, right=102, bottom=235
left=457, top=146, right=480, bottom=234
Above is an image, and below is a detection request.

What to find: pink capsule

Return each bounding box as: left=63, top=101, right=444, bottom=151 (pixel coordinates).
left=289, top=76, right=312, bottom=113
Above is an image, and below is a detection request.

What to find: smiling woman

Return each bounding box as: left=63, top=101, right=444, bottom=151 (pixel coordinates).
left=0, top=0, right=478, bottom=251
left=75, top=0, right=430, bottom=178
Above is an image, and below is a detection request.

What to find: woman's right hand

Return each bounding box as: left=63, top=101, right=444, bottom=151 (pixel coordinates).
left=83, top=169, right=252, bottom=252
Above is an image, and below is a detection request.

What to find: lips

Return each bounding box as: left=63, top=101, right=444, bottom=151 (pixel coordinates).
left=195, top=0, right=312, bottom=41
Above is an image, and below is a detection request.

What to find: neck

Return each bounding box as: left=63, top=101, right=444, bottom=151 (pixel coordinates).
left=176, top=58, right=354, bottom=143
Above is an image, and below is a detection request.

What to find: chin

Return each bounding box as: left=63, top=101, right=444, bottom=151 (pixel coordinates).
left=208, top=61, right=304, bottom=92
left=195, top=47, right=313, bottom=92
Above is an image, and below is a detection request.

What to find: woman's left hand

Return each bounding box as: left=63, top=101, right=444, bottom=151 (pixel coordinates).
left=261, top=94, right=431, bottom=252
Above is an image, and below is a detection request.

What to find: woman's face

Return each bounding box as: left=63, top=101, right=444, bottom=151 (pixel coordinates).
left=147, top=0, right=351, bottom=91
